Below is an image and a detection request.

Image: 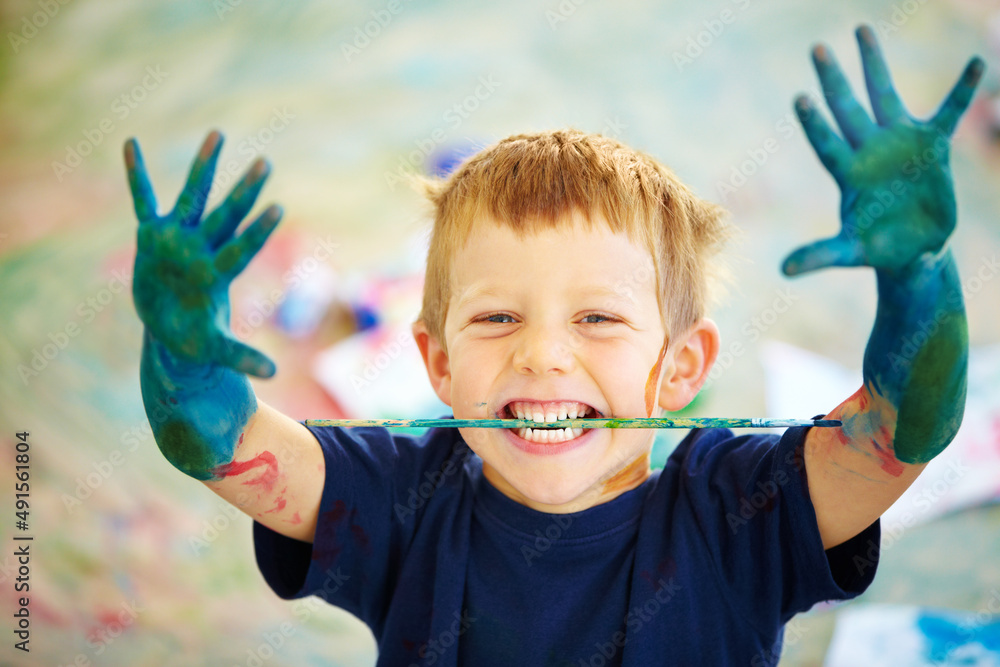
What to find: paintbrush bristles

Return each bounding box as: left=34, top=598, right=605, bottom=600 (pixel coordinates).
left=302, top=417, right=841, bottom=429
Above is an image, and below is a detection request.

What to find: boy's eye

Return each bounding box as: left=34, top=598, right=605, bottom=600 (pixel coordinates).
left=480, top=313, right=516, bottom=324
left=580, top=313, right=615, bottom=324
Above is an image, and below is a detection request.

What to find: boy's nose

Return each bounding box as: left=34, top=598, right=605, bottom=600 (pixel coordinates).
left=512, top=326, right=578, bottom=376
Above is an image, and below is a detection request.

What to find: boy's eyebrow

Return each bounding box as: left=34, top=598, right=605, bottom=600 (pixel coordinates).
left=452, top=283, right=643, bottom=309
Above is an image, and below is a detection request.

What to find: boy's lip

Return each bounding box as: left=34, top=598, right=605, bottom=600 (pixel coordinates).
left=492, top=398, right=604, bottom=453
left=501, top=423, right=598, bottom=456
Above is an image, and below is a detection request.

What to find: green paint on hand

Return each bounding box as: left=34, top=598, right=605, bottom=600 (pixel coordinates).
left=893, top=313, right=968, bottom=463
left=159, top=419, right=219, bottom=480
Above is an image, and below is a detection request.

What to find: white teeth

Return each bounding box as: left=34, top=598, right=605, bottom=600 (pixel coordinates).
left=514, top=426, right=584, bottom=444
left=509, top=401, right=591, bottom=424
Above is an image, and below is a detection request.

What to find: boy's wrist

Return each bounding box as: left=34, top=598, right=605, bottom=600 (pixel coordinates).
left=142, top=329, right=234, bottom=388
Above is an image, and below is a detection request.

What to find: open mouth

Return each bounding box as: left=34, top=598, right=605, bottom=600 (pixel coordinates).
left=499, top=400, right=600, bottom=444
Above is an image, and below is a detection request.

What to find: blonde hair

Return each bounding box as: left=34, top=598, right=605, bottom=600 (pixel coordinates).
left=417, top=129, right=731, bottom=348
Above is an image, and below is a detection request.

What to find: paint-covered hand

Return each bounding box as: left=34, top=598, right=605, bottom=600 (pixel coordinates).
left=782, top=25, right=984, bottom=276
left=125, top=131, right=281, bottom=377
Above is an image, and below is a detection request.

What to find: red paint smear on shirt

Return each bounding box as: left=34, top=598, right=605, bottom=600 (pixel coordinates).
left=211, top=451, right=279, bottom=492
left=324, top=499, right=348, bottom=522
left=350, top=524, right=370, bottom=551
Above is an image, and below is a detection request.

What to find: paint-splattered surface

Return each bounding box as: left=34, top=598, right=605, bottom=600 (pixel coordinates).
left=1, top=0, right=999, bottom=665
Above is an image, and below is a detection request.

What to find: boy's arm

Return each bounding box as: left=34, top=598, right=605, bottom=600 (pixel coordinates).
left=781, top=27, right=984, bottom=549
left=126, top=132, right=324, bottom=543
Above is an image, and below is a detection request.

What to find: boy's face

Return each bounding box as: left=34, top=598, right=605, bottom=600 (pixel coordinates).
left=417, top=212, right=714, bottom=513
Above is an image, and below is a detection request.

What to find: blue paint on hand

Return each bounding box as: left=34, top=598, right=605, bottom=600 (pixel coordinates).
left=783, top=25, right=983, bottom=463
left=125, top=131, right=283, bottom=476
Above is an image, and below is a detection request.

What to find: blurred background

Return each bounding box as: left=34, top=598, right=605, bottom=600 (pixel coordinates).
left=1, top=0, right=1000, bottom=665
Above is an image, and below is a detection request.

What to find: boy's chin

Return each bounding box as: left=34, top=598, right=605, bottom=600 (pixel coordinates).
left=506, top=475, right=604, bottom=512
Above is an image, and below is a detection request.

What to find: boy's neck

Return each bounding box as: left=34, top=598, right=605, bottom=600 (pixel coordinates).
left=482, top=450, right=652, bottom=514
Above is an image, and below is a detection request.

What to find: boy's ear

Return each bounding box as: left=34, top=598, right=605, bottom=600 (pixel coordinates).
left=412, top=321, right=452, bottom=407
left=658, top=318, right=720, bottom=412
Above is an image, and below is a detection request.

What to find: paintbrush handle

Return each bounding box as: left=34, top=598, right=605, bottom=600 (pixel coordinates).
left=302, top=417, right=841, bottom=429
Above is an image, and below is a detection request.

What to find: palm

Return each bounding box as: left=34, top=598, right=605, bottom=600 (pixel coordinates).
left=125, top=132, right=282, bottom=377
left=783, top=26, right=983, bottom=276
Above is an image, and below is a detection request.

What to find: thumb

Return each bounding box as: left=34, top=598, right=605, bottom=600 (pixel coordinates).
left=215, top=335, right=277, bottom=378
left=781, top=234, right=865, bottom=276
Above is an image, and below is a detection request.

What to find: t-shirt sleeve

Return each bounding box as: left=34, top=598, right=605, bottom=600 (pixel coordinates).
left=252, top=424, right=468, bottom=635
left=674, top=425, right=880, bottom=632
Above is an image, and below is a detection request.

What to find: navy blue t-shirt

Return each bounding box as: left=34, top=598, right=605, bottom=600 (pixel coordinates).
left=253, top=424, right=880, bottom=666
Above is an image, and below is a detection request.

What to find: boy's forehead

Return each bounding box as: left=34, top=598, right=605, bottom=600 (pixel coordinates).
left=448, top=219, right=658, bottom=305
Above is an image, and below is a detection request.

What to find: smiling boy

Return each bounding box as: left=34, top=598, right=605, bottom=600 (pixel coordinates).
left=125, top=27, right=982, bottom=666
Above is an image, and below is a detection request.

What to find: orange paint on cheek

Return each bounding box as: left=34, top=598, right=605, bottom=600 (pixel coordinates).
left=644, top=339, right=670, bottom=418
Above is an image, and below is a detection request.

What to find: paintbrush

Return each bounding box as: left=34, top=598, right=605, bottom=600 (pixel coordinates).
left=303, top=417, right=841, bottom=429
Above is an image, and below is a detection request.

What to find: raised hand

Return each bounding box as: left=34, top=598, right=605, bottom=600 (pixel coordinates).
left=782, top=25, right=984, bottom=276
left=125, top=131, right=282, bottom=377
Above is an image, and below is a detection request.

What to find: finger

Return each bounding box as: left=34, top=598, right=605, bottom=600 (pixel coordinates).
left=124, top=138, right=159, bottom=222
left=215, top=205, right=283, bottom=279
left=931, top=56, right=986, bottom=137
left=173, top=131, right=224, bottom=227
left=202, top=158, right=271, bottom=249
left=215, top=335, right=277, bottom=378
left=781, top=235, right=864, bottom=276
left=856, top=25, right=908, bottom=126
left=794, top=96, right=853, bottom=184
left=812, top=44, right=878, bottom=148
